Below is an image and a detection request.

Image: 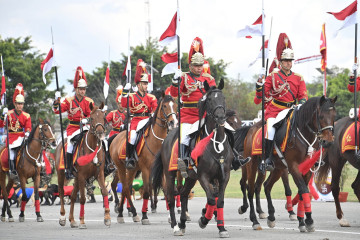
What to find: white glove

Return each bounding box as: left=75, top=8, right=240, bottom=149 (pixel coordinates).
left=2, top=107, right=8, bottom=115
left=25, top=132, right=30, bottom=138
left=259, top=67, right=266, bottom=79
left=352, top=63, right=359, bottom=72
left=102, top=105, right=108, bottom=112
left=124, top=83, right=131, bottom=91
left=55, top=91, right=61, bottom=99
left=81, top=118, right=88, bottom=125
left=174, top=69, right=182, bottom=79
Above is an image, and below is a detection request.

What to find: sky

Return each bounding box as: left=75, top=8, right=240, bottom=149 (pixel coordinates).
left=0, top=0, right=358, bottom=94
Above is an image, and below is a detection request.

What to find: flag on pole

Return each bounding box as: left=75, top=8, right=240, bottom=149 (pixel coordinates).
left=103, top=65, right=110, bottom=99
left=148, top=55, right=153, bottom=93
left=320, top=24, right=327, bottom=72
left=0, top=55, right=5, bottom=106
left=249, top=40, right=269, bottom=67
left=40, top=47, right=54, bottom=84
left=328, top=0, right=358, bottom=36
left=161, top=52, right=178, bottom=77
left=159, top=11, right=180, bottom=46
left=237, top=14, right=263, bottom=38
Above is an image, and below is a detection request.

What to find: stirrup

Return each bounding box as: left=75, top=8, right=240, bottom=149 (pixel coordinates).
left=356, top=151, right=360, bottom=162
left=65, top=170, right=75, bottom=180
left=259, top=162, right=266, bottom=175
left=239, top=156, right=251, bottom=166
left=265, top=158, right=274, bottom=171
left=9, top=171, right=19, bottom=182
left=177, top=158, right=188, bottom=178
left=125, top=158, right=136, bottom=170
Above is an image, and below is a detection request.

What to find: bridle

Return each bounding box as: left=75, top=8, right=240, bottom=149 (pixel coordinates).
left=88, top=109, right=106, bottom=143
left=154, top=98, right=177, bottom=131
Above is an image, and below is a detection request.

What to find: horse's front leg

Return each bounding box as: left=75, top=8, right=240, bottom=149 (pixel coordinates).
left=178, top=176, right=196, bottom=235
left=247, top=159, right=262, bottom=230
left=111, top=172, right=120, bottom=213
left=78, top=176, right=87, bottom=229
left=97, top=168, right=111, bottom=227
left=140, top=168, right=151, bottom=225
left=57, top=169, right=67, bottom=226
left=198, top=174, right=217, bottom=229
left=280, top=169, right=297, bottom=221
left=216, top=170, right=231, bottom=238
left=69, top=178, right=79, bottom=228
left=238, top=165, right=248, bottom=215
left=125, top=169, right=140, bottom=222
left=19, top=177, right=28, bottom=222
left=33, top=170, right=43, bottom=222
left=0, top=173, right=13, bottom=222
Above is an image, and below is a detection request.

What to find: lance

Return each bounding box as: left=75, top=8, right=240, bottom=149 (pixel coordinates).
left=354, top=23, right=358, bottom=155
left=51, top=27, right=67, bottom=171
left=1, top=55, right=10, bottom=169
left=176, top=0, right=181, bottom=162
left=105, top=45, right=110, bottom=106
left=260, top=1, right=266, bottom=168
left=126, top=29, right=131, bottom=160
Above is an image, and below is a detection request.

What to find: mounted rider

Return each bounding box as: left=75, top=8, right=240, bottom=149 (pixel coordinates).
left=348, top=69, right=360, bottom=160
left=171, top=37, right=250, bottom=178
left=52, top=66, right=94, bottom=179
left=121, top=59, right=157, bottom=169
left=258, top=33, right=308, bottom=174
left=0, top=83, right=32, bottom=180
left=106, top=85, right=127, bottom=138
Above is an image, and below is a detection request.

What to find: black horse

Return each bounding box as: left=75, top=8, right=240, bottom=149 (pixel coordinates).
left=153, top=79, right=234, bottom=238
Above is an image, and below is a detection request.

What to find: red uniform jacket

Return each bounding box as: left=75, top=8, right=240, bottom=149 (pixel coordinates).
left=53, top=96, right=94, bottom=136
left=121, top=91, right=157, bottom=131
left=264, top=70, right=308, bottom=120
left=348, top=76, right=360, bottom=118
left=170, top=72, right=216, bottom=124
left=0, top=109, right=31, bottom=144
left=106, top=109, right=127, bottom=137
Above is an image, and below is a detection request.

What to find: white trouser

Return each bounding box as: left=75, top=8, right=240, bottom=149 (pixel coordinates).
left=66, top=138, right=74, bottom=154
left=180, top=123, right=191, bottom=146
left=130, top=130, right=137, bottom=145
left=266, top=117, right=276, bottom=140
left=9, top=149, right=15, bottom=161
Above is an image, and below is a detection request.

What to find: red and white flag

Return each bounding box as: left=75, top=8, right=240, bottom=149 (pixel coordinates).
left=249, top=40, right=269, bottom=67
left=103, top=65, right=110, bottom=99
left=320, top=24, right=327, bottom=72
left=161, top=52, right=178, bottom=77
left=328, top=0, right=358, bottom=36
left=237, top=14, right=263, bottom=38
left=122, top=57, right=131, bottom=79
left=40, top=47, right=54, bottom=84
left=0, top=55, right=5, bottom=106
left=159, top=10, right=180, bottom=46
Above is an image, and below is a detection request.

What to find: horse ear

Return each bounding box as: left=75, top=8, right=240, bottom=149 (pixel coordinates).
left=39, top=118, right=44, bottom=124
left=320, top=95, right=326, bottom=106
left=161, top=90, right=165, bottom=99
left=331, top=96, right=337, bottom=104
left=90, top=102, right=94, bottom=111
left=204, top=80, right=210, bottom=92
left=218, top=78, right=224, bottom=90
left=99, top=102, right=104, bottom=110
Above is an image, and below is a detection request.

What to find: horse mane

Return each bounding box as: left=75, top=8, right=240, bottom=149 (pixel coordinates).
left=198, top=86, right=217, bottom=121
left=149, top=95, right=174, bottom=126
left=295, top=97, right=320, bottom=128
left=27, top=120, right=51, bottom=143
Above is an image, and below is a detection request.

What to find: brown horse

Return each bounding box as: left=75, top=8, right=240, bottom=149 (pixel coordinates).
left=226, top=109, right=242, bottom=129
left=55, top=102, right=110, bottom=228
left=0, top=118, right=56, bottom=222
left=110, top=93, right=177, bottom=225
left=241, top=96, right=336, bottom=232
left=317, top=116, right=360, bottom=227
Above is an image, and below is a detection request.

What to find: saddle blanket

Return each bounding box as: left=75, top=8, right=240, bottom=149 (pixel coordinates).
left=168, top=139, right=198, bottom=171
left=58, top=139, right=83, bottom=170
left=118, top=128, right=148, bottom=160
left=1, top=148, right=21, bottom=172
left=341, top=122, right=360, bottom=153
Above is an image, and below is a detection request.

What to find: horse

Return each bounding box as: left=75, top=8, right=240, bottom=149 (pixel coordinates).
left=110, top=93, right=177, bottom=225
left=317, top=116, right=360, bottom=227
left=226, top=109, right=242, bottom=129
left=240, top=96, right=337, bottom=232
left=0, top=118, right=56, bottom=222
left=153, top=79, right=234, bottom=238
left=55, top=102, right=111, bottom=228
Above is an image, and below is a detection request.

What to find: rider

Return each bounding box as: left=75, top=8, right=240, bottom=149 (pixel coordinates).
left=258, top=33, right=308, bottom=174
left=348, top=69, right=360, bottom=160
left=0, top=83, right=32, bottom=180
left=121, top=59, right=157, bottom=169
left=106, top=85, right=127, bottom=138
left=52, top=66, right=94, bottom=179
left=171, top=37, right=250, bottom=178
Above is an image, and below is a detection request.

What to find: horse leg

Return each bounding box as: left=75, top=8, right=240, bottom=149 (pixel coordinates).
left=216, top=173, right=231, bottom=238
left=97, top=170, right=111, bottom=227
left=198, top=175, right=216, bottom=229
left=125, top=170, right=140, bottom=222
left=281, top=170, right=296, bottom=221
left=351, top=170, right=360, bottom=201
left=179, top=177, right=196, bottom=235
left=69, top=179, right=79, bottom=228
left=58, top=170, right=66, bottom=226
left=238, top=165, right=248, bottom=215
left=33, top=172, right=43, bottom=222
left=151, top=180, right=158, bottom=213
left=140, top=169, right=151, bottom=225
left=166, top=172, right=179, bottom=234
left=246, top=159, right=262, bottom=230
left=78, top=177, right=87, bottom=229
left=263, top=168, right=282, bottom=229
left=111, top=172, right=120, bottom=213
left=19, top=177, right=28, bottom=222
left=0, top=173, right=13, bottom=222
left=254, top=163, right=267, bottom=219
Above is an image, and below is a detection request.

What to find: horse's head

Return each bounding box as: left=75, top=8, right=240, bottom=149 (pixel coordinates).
left=226, top=109, right=242, bottom=129
left=156, top=91, right=178, bottom=131
left=89, top=102, right=106, bottom=141
left=315, top=96, right=337, bottom=148
left=38, top=118, right=57, bottom=149
left=200, top=79, right=226, bottom=126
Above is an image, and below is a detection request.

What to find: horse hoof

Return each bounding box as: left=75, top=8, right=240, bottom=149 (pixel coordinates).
left=306, top=224, right=315, bottom=232
left=104, top=218, right=111, bottom=227
left=173, top=225, right=184, bottom=236
left=267, top=219, right=275, bottom=228
left=219, top=231, right=230, bottom=238
left=186, top=212, right=191, bottom=222
left=1, top=216, right=5, bottom=222
left=289, top=214, right=297, bottom=221
left=151, top=208, right=157, bottom=214
left=59, top=216, right=66, bottom=226
left=79, top=223, right=87, bottom=229
left=37, top=216, right=44, bottom=222
left=198, top=218, right=207, bottom=229
left=238, top=207, right=244, bottom=215
left=252, top=224, right=262, bottom=230
left=177, top=207, right=181, bottom=214
left=8, top=217, right=14, bottom=222
left=128, top=212, right=133, bottom=217
left=117, top=217, right=125, bottom=223
left=339, top=218, right=350, bottom=227
left=70, top=221, right=79, bottom=228
left=132, top=215, right=140, bottom=222
left=141, top=219, right=150, bottom=225
left=258, top=212, right=267, bottom=219
left=298, top=225, right=306, bottom=232
left=19, top=216, right=25, bottom=222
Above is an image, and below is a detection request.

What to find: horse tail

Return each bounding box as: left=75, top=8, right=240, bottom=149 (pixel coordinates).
left=234, top=126, right=251, bottom=152
left=317, top=152, right=330, bottom=184
left=152, top=151, right=163, bottom=196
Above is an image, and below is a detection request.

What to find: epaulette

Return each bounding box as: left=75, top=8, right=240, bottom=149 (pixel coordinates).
left=22, top=112, right=30, bottom=118
left=66, top=96, right=75, bottom=102
left=293, top=72, right=304, bottom=81
left=271, top=70, right=279, bottom=75
left=8, top=109, right=14, bottom=114
left=147, top=93, right=156, bottom=100
left=85, top=97, right=94, bottom=103
left=201, top=72, right=215, bottom=80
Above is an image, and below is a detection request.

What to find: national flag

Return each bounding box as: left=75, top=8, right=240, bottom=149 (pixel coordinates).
left=122, top=57, right=131, bottom=79
left=237, top=14, right=263, bottom=38
left=249, top=40, right=269, bottom=67
left=40, top=47, right=54, bottom=84
left=0, top=55, right=5, bottom=106
left=103, top=65, right=110, bottom=99
left=328, top=0, right=358, bottom=35
left=159, top=10, right=180, bottom=46
left=320, top=24, right=327, bottom=72
left=161, top=52, right=178, bottom=77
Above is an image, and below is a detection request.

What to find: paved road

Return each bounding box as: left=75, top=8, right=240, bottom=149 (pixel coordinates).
left=0, top=196, right=359, bottom=239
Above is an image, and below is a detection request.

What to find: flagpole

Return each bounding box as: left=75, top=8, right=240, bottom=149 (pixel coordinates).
left=1, top=55, right=10, bottom=167
left=261, top=0, right=266, bottom=168
left=51, top=27, right=67, bottom=172
left=106, top=45, right=110, bottom=106
left=176, top=0, right=181, bottom=162
left=265, top=17, right=273, bottom=77
left=354, top=23, right=358, bottom=155
left=126, top=29, right=131, bottom=160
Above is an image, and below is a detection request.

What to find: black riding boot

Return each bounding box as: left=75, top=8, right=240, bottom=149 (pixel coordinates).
left=231, top=148, right=251, bottom=171
left=178, top=144, right=190, bottom=178
left=259, top=139, right=274, bottom=175
left=104, top=150, right=115, bottom=176
left=125, top=144, right=136, bottom=170
left=65, top=153, right=74, bottom=180
left=8, top=157, right=18, bottom=181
